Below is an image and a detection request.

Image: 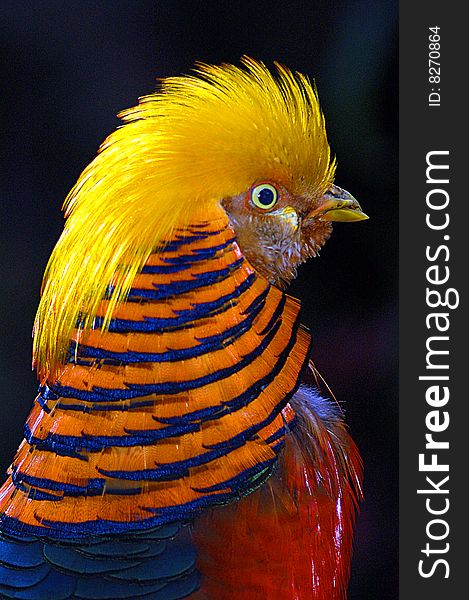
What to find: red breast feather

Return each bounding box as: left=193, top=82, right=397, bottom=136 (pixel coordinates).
left=193, top=385, right=363, bottom=599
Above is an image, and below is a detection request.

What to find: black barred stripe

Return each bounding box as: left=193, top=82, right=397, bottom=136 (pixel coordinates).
left=184, top=222, right=211, bottom=229
left=96, top=376, right=294, bottom=482
left=70, top=290, right=270, bottom=365
left=153, top=320, right=304, bottom=425
left=155, top=229, right=223, bottom=252
left=126, top=257, right=244, bottom=301
left=0, top=481, right=242, bottom=538
left=258, top=294, right=286, bottom=336
left=41, top=309, right=303, bottom=419
left=139, top=263, right=194, bottom=275
left=52, top=315, right=283, bottom=403
left=25, top=488, right=62, bottom=502
left=48, top=399, right=158, bottom=413
left=30, top=360, right=286, bottom=457
left=23, top=417, right=202, bottom=454
left=10, top=469, right=143, bottom=500
left=191, top=460, right=275, bottom=494
left=141, top=237, right=237, bottom=273
left=264, top=418, right=295, bottom=445
left=12, top=469, right=105, bottom=496
left=20, top=436, right=87, bottom=461
left=52, top=325, right=306, bottom=485
left=0, top=506, right=210, bottom=537
left=26, top=371, right=290, bottom=457
left=9, top=454, right=279, bottom=503
left=93, top=273, right=259, bottom=333
left=36, top=394, right=52, bottom=413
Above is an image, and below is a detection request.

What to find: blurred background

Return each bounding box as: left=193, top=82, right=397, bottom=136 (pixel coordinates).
left=0, top=1, right=397, bottom=597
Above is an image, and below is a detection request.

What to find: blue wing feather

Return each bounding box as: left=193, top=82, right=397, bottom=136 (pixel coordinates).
left=0, top=523, right=199, bottom=599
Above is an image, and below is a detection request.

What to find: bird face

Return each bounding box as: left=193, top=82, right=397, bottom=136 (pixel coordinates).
left=33, top=58, right=369, bottom=377
left=222, top=182, right=367, bottom=287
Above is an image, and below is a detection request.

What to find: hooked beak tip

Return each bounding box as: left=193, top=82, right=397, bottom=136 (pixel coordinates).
left=311, top=185, right=369, bottom=223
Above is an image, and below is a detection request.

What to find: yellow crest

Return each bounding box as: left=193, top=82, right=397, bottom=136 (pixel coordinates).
left=33, top=57, right=336, bottom=380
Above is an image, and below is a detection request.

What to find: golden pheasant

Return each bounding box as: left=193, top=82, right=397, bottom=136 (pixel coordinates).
left=0, top=58, right=365, bottom=599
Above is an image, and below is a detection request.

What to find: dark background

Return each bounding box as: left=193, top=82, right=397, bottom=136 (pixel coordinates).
left=0, top=2, right=398, bottom=598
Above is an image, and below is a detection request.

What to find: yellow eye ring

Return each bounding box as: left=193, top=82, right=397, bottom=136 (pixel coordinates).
left=251, top=183, right=278, bottom=210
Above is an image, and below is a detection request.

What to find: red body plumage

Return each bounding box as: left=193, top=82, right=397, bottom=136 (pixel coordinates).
left=194, top=389, right=362, bottom=599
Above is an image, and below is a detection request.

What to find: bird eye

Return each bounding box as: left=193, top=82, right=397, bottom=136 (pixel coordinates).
left=251, top=184, right=278, bottom=210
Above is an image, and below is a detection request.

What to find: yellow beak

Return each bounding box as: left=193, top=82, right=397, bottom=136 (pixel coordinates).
left=310, top=185, right=368, bottom=222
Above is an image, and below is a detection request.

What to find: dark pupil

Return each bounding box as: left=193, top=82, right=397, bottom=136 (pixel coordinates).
left=257, top=187, right=274, bottom=205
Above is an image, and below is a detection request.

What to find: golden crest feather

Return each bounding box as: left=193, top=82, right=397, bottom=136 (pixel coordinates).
left=33, top=57, right=336, bottom=380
